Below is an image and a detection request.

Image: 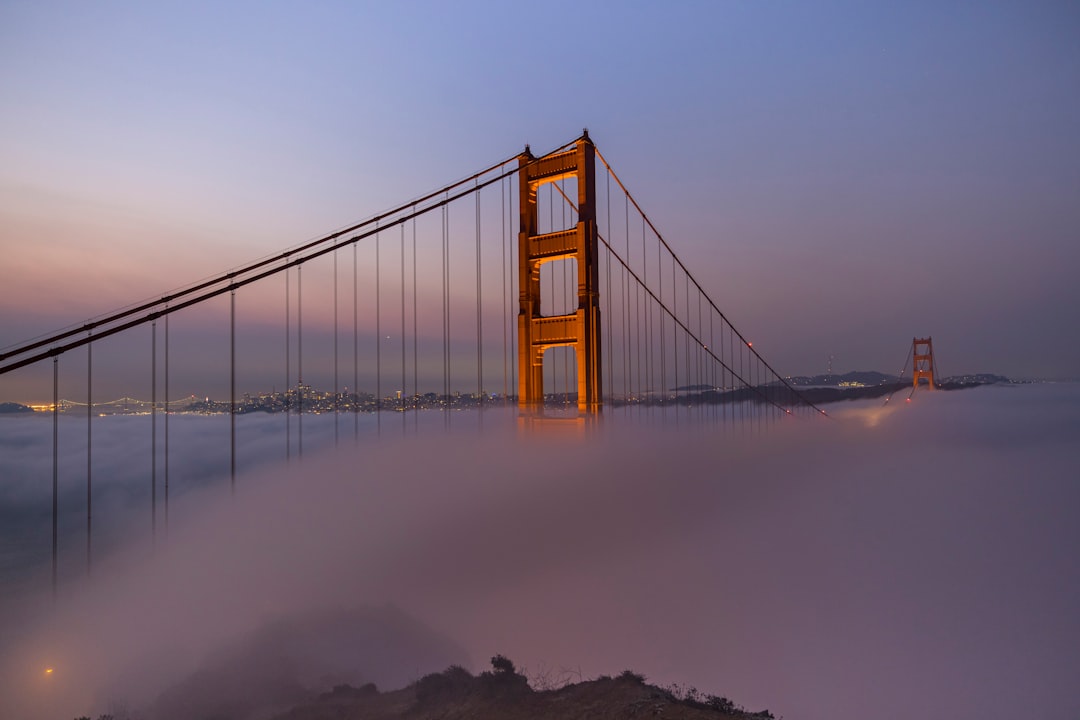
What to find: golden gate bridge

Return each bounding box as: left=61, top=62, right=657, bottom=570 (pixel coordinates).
left=0, top=131, right=828, bottom=596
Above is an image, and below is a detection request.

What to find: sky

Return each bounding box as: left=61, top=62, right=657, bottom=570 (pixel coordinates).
left=1, top=384, right=1078, bottom=720
left=2, top=0, right=1079, bottom=402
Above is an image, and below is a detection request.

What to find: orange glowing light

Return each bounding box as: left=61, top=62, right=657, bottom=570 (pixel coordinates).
left=44, top=667, right=54, bottom=676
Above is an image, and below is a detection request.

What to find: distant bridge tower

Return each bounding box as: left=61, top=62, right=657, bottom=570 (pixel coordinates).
left=517, top=132, right=602, bottom=414
left=912, top=337, right=936, bottom=390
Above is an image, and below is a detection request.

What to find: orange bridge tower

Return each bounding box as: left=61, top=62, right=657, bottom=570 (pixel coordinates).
left=517, top=133, right=602, bottom=414
left=912, top=337, right=936, bottom=390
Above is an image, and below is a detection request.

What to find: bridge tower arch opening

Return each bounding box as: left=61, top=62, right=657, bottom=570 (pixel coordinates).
left=517, top=133, right=601, bottom=414
left=912, top=336, right=936, bottom=390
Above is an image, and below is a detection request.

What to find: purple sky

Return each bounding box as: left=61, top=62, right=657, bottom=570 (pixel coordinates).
left=2, top=1, right=1078, bottom=400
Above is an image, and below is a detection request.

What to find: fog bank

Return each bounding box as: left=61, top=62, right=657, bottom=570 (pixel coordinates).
left=1, top=384, right=1078, bottom=720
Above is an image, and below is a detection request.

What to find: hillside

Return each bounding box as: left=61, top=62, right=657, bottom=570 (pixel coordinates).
left=272, top=662, right=775, bottom=720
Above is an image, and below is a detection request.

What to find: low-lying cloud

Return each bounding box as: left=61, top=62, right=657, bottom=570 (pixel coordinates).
left=1, top=384, right=1078, bottom=720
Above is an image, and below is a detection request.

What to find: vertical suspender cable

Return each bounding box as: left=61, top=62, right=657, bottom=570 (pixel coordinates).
left=334, top=249, right=339, bottom=445
left=735, top=328, right=742, bottom=422
left=716, top=324, right=723, bottom=420
left=767, top=359, right=773, bottom=424
left=721, top=316, right=728, bottom=424
left=770, top=360, right=776, bottom=424
left=353, top=243, right=359, bottom=439
left=442, top=204, right=447, bottom=414
left=298, top=264, right=303, bottom=457
left=751, top=351, right=760, bottom=431
left=285, top=262, right=291, bottom=461
left=86, top=334, right=92, bottom=576
left=52, top=355, right=58, bottom=601
left=509, top=174, right=517, bottom=402
left=740, top=337, right=746, bottom=427
left=229, top=289, right=236, bottom=492
left=737, top=327, right=743, bottom=426
left=476, top=181, right=483, bottom=407
left=623, top=192, right=631, bottom=403
left=639, top=216, right=648, bottom=403
left=731, top=325, right=737, bottom=424
left=642, top=216, right=650, bottom=398
left=763, top=358, right=768, bottom=424
left=766, top=358, right=771, bottom=423
left=604, top=171, right=613, bottom=404
left=658, top=225, right=665, bottom=404
left=672, top=258, right=678, bottom=408
left=401, top=223, right=406, bottom=419
left=731, top=327, right=738, bottom=424
left=760, top=357, right=765, bottom=428
left=650, top=221, right=657, bottom=401
left=501, top=174, right=508, bottom=404
left=697, top=292, right=703, bottom=405
left=772, top=359, right=777, bottom=423
left=443, top=200, right=450, bottom=420
left=446, top=199, right=452, bottom=418
left=164, top=311, right=169, bottom=533
left=750, top=352, right=756, bottom=430
left=685, top=272, right=691, bottom=403
left=747, top=337, right=753, bottom=425
left=375, top=229, right=381, bottom=432
left=736, top=329, right=742, bottom=424
left=412, top=211, right=419, bottom=414
left=680, top=272, right=686, bottom=402
left=152, top=320, right=158, bottom=541
left=634, top=214, right=642, bottom=404
left=726, top=325, right=732, bottom=421
left=707, top=305, right=714, bottom=421
left=758, top=355, right=762, bottom=428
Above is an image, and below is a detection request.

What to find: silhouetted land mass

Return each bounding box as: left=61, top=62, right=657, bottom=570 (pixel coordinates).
left=0, top=401, right=32, bottom=413
left=657, top=372, right=1013, bottom=408
left=785, top=371, right=1015, bottom=388
left=68, top=612, right=773, bottom=720
left=779, top=372, right=1017, bottom=405
left=69, top=656, right=775, bottom=720
left=270, top=660, right=775, bottom=720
